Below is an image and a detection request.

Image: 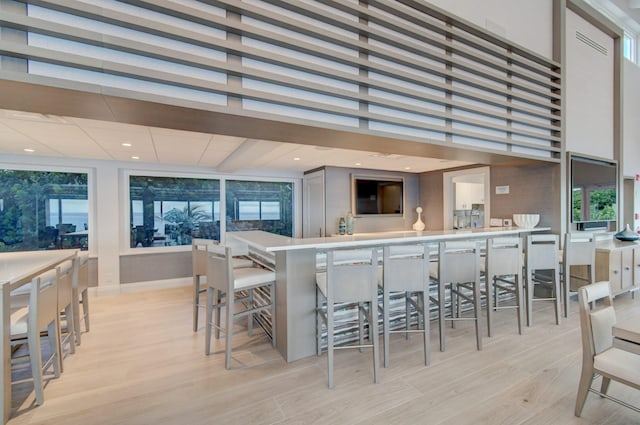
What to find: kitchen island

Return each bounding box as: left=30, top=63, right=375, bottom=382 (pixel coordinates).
left=227, top=227, right=548, bottom=362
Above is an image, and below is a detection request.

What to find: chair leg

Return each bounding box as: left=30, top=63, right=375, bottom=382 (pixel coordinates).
left=225, top=290, right=234, bottom=370
left=65, top=304, right=76, bottom=355
left=405, top=292, right=411, bottom=339
left=554, top=270, right=561, bottom=325
left=515, top=275, right=523, bottom=335
left=421, top=291, right=430, bottom=366
left=600, top=376, right=611, bottom=395
left=383, top=289, right=390, bottom=368
left=316, top=289, right=322, bottom=357
left=215, top=289, right=222, bottom=340
left=193, top=274, right=200, bottom=332
left=82, top=288, right=90, bottom=333
left=248, top=289, right=254, bottom=337
left=30, top=327, right=45, bottom=406
left=526, top=271, right=534, bottom=327
left=204, top=287, right=214, bottom=355
left=72, top=290, right=82, bottom=346
left=575, top=367, right=593, bottom=417
left=486, top=276, right=494, bottom=337
left=270, top=284, right=276, bottom=348
left=358, top=302, right=365, bottom=353
left=370, top=299, right=380, bottom=384
left=473, top=281, right=482, bottom=351
left=327, top=302, right=335, bottom=389
left=438, top=280, right=446, bottom=352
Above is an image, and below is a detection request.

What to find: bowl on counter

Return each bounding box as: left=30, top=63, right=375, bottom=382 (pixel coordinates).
left=513, top=214, right=540, bottom=229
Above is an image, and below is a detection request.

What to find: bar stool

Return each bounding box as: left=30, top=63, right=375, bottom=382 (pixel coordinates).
left=562, top=232, right=595, bottom=318
left=72, top=251, right=90, bottom=345
left=316, top=247, right=380, bottom=388
left=484, top=237, right=524, bottom=337
left=524, top=234, right=561, bottom=326
left=381, top=244, right=431, bottom=368
left=10, top=269, right=62, bottom=406
left=204, top=244, right=276, bottom=369
left=192, top=239, right=253, bottom=331
left=434, top=241, right=483, bottom=352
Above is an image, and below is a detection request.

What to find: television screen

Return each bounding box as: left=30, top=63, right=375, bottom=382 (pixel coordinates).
left=571, top=156, right=617, bottom=223
left=352, top=176, right=404, bottom=216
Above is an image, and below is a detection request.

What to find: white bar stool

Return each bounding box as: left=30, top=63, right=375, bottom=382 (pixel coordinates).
left=192, top=239, right=253, bottom=331
left=204, top=244, right=276, bottom=369
left=562, top=232, right=595, bottom=318
left=72, top=251, right=90, bottom=345
left=484, top=237, right=524, bottom=337
left=381, top=243, right=431, bottom=368
left=434, top=241, right=483, bottom=352
left=525, top=234, right=561, bottom=326
left=315, top=247, right=380, bottom=388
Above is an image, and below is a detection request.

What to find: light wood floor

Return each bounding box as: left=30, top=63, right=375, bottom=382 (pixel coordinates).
left=8, top=284, right=640, bottom=425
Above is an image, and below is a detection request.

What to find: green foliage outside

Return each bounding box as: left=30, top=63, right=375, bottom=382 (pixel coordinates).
left=573, top=188, right=616, bottom=222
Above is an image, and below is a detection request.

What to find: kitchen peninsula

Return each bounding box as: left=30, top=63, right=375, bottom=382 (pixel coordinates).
left=227, top=227, right=549, bottom=363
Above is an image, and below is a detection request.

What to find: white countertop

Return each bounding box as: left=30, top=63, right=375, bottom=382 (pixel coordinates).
left=228, top=227, right=550, bottom=252
left=0, top=249, right=78, bottom=288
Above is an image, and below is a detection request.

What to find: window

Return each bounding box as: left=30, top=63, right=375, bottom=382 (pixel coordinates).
left=129, top=176, right=220, bottom=247
left=0, top=170, right=88, bottom=251
left=624, top=33, right=636, bottom=63
left=226, top=180, right=293, bottom=236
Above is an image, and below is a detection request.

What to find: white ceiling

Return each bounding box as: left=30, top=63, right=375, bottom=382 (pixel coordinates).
left=0, top=108, right=472, bottom=174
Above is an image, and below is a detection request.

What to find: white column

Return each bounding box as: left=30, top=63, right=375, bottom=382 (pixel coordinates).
left=95, top=165, right=121, bottom=293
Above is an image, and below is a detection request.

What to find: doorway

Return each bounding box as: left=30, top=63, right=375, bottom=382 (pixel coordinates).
left=443, top=167, right=490, bottom=230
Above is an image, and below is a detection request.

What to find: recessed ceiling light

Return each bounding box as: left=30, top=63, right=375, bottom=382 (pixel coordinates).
left=121, top=142, right=132, bottom=147
left=23, top=148, right=35, bottom=153
left=293, top=157, right=300, bottom=161
left=131, top=155, right=140, bottom=160
left=404, top=166, right=412, bottom=170
left=355, top=162, right=361, bottom=166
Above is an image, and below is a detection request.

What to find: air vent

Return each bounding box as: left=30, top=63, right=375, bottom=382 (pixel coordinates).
left=576, top=31, right=608, bottom=56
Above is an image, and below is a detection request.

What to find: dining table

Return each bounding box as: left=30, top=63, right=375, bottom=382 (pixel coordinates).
left=612, top=315, right=640, bottom=355
left=0, top=249, right=78, bottom=425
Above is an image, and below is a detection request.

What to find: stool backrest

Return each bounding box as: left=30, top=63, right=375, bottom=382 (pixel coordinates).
left=438, top=241, right=481, bottom=284
left=326, top=248, right=378, bottom=304
left=193, top=238, right=217, bottom=277
left=526, top=234, right=559, bottom=270
left=206, top=244, right=233, bottom=293
left=383, top=244, right=430, bottom=292
left=486, top=237, right=522, bottom=277
left=564, top=232, right=596, bottom=268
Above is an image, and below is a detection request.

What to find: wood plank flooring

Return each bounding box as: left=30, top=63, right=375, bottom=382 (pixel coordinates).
left=8, top=284, right=640, bottom=424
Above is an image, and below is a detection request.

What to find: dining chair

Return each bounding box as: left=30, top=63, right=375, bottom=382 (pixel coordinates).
left=204, top=244, right=276, bottom=369
left=192, top=239, right=253, bottom=331
left=575, top=281, right=640, bottom=416
left=72, top=251, right=90, bottom=345
left=316, top=247, right=380, bottom=388
left=524, top=234, right=561, bottom=326
left=381, top=243, right=431, bottom=368
left=433, top=240, right=483, bottom=352
left=484, top=236, right=524, bottom=337
left=562, top=232, right=596, bottom=318
left=10, top=269, right=62, bottom=406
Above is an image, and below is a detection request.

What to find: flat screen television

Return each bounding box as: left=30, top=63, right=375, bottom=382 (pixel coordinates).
left=571, top=156, right=617, bottom=224
left=352, top=175, right=404, bottom=216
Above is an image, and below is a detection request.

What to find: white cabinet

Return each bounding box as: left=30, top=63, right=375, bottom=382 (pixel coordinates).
left=595, top=239, right=640, bottom=295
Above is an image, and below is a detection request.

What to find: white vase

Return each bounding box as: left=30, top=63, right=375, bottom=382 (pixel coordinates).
left=413, top=207, right=425, bottom=231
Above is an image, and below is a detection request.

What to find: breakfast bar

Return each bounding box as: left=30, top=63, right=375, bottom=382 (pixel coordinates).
left=227, top=227, right=548, bottom=362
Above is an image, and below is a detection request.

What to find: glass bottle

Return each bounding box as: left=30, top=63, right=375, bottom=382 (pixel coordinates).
left=338, top=217, right=346, bottom=235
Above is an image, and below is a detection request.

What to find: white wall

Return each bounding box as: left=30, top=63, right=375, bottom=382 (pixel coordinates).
left=565, top=9, right=615, bottom=160
left=623, top=59, right=640, bottom=177
left=425, top=0, right=554, bottom=59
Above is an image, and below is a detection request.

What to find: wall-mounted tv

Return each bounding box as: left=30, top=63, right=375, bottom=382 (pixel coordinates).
left=571, top=155, right=617, bottom=224
left=352, top=175, right=404, bottom=216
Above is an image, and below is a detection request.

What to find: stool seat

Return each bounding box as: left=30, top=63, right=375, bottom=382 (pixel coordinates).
left=234, top=268, right=275, bottom=290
